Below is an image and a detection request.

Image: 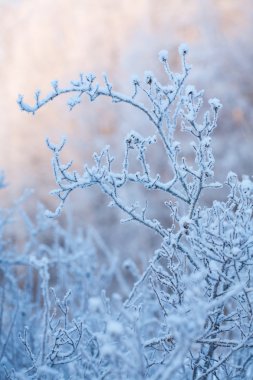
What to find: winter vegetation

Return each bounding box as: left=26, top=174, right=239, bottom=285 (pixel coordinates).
left=1, top=45, right=253, bottom=379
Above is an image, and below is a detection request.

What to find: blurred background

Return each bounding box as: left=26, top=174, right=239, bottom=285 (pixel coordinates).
left=0, top=0, right=252, bottom=260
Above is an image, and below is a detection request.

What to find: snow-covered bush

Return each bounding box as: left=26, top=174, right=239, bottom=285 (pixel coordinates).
left=0, top=199, right=136, bottom=379
left=8, top=45, right=253, bottom=378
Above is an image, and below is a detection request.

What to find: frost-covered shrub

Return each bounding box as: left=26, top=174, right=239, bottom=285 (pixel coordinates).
left=12, top=46, right=253, bottom=378
left=0, top=201, right=133, bottom=379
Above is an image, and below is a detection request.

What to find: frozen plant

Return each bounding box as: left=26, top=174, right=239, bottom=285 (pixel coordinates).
left=18, top=45, right=253, bottom=379
left=0, top=200, right=134, bottom=379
